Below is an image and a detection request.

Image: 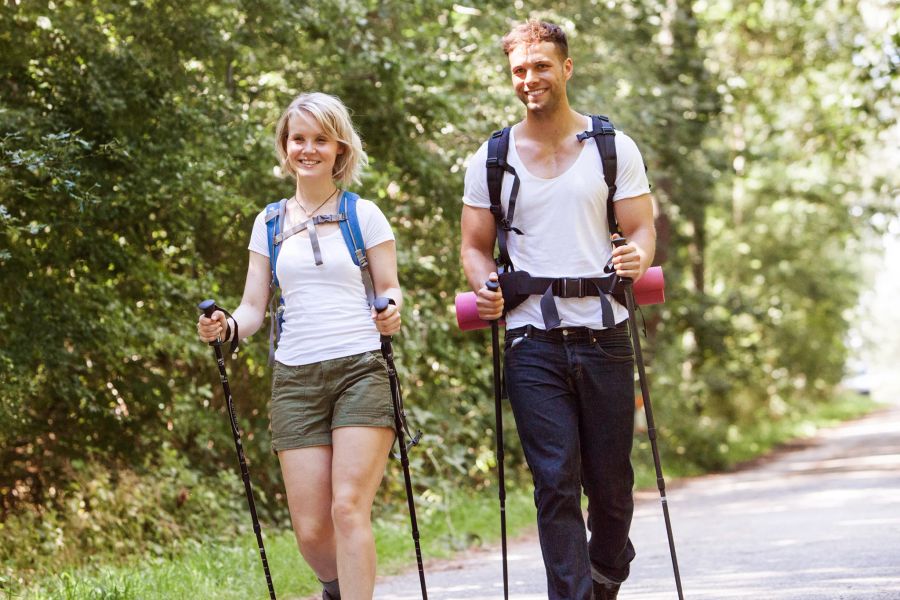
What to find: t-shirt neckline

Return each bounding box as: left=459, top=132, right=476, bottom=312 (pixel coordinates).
left=508, top=122, right=592, bottom=182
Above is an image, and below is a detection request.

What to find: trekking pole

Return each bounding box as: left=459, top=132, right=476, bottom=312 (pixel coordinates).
left=486, top=279, right=510, bottom=600
left=610, top=240, right=684, bottom=600
left=197, top=299, right=277, bottom=600
left=374, top=297, right=428, bottom=600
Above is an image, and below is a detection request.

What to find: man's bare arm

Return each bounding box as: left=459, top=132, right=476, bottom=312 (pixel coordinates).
left=612, top=193, right=656, bottom=280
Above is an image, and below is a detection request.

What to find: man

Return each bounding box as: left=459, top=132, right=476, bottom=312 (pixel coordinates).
left=460, top=20, right=656, bottom=600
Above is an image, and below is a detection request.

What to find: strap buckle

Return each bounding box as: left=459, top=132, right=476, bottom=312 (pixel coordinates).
left=556, top=277, right=585, bottom=298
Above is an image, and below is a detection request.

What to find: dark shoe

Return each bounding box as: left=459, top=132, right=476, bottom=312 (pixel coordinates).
left=320, top=578, right=340, bottom=600
left=593, top=580, right=621, bottom=600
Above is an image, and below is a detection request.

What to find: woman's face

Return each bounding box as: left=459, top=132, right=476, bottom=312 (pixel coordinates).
left=284, top=110, right=344, bottom=181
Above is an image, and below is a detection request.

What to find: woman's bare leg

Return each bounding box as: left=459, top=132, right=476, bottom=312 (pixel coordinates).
left=330, top=426, right=395, bottom=600
left=279, top=445, right=338, bottom=580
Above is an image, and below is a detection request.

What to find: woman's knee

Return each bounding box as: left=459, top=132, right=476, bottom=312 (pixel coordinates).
left=331, top=491, right=371, bottom=533
left=293, top=515, right=334, bottom=549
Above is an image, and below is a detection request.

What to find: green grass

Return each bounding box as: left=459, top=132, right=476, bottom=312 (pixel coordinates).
left=13, top=392, right=879, bottom=599
left=12, top=488, right=537, bottom=600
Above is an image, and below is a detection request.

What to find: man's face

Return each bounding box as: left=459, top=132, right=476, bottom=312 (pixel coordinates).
left=507, top=41, right=572, bottom=114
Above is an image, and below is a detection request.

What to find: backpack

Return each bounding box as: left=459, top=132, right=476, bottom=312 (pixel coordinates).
left=264, top=190, right=374, bottom=361
left=485, top=114, right=625, bottom=329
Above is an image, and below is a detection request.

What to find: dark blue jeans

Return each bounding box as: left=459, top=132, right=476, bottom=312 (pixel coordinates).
left=504, top=323, right=636, bottom=600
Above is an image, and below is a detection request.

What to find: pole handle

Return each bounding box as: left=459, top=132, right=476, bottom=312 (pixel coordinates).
left=609, top=237, right=634, bottom=283
left=198, top=299, right=223, bottom=347
left=198, top=298, right=219, bottom=318
left=374, top=297, right=395, bottom=344
left=374, top=297, right=392, bottom=313
left=486, top=279, right=502, bottom=325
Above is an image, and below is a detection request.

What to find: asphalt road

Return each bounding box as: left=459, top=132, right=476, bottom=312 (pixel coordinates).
left=373, top=403, right=900, bottom=599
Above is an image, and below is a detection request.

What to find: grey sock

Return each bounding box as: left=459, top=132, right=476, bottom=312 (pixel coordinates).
left=319, top=578, right=340, bottom=599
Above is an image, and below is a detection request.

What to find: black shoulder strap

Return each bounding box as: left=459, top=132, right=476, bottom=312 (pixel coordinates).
left=577, top=114, right=619, bottom=235
left=486, top=127, right=522, bottom=270
left=486, top=128, right=509, bottom=219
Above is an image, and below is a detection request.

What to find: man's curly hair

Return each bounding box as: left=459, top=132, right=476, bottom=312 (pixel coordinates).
left=502, top=19, right=569, bottom=59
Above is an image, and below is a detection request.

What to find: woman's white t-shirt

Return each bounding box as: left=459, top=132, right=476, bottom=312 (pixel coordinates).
left=462, top=124, right=651, bottom=330
left=248, top=197, right=394, bottom=366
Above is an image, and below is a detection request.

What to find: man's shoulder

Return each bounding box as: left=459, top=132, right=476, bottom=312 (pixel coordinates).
left=612, top=129, right=645, bottom=160
left=464, top=138, right=492, bottom=173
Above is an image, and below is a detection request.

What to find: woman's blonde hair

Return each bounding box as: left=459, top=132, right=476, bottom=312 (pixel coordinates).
left=274, top=92, right=367, bottom=188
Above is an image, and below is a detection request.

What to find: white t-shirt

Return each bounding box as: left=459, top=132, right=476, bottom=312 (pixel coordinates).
left=248, top=196, right=394, bottom=366
left=462, top=122, right=650, bottom=330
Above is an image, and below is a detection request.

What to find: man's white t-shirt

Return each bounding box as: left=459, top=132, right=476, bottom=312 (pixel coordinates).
left=462, top=122, right=651, bottom=330
left=248, top=196, right=394, bottom=366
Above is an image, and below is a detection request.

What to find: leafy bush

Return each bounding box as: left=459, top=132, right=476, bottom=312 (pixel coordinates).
left=1, top=446, right=245, bottom=589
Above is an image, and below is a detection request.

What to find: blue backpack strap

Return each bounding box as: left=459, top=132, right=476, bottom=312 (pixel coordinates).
left=264, top=199, right=287, bottom=364
left=264, top=199, right=287, bottom=286
left=338, top=191, right=375, bottom=307
left=338, top=191, right=364, bottom=265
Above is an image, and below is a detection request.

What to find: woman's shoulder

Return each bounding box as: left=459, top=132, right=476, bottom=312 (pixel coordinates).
left=252, top=198, right=288, bottom=222
left=349, top=195, right=385, bottom=219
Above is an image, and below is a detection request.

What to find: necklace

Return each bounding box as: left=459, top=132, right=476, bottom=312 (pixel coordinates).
left=295, top=187, right=339, bottom=217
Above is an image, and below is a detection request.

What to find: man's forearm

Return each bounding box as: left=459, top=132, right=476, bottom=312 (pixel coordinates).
left=462, top=247, right=497, bottom=292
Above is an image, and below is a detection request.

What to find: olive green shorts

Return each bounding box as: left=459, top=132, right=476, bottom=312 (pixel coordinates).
left=269, top=351, right=395, bottom=452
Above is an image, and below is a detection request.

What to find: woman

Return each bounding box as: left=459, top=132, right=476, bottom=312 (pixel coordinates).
left=197, top=92, right=401, bottom=600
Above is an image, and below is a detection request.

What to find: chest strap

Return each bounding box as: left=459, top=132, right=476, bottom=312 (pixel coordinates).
left=266, top=211, right=347, bottom=266
left=498, top=270, right=623, bottom=330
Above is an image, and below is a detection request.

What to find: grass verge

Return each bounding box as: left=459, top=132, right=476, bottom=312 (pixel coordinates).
left=12, top=488, right=537, bottom=600
left=13, top=392, right=879, bottom=599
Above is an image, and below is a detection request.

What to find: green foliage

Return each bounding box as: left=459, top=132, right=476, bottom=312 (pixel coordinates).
left=1, top=445, right=246, bottom=589
left=1, top=0, right=897, bottom=589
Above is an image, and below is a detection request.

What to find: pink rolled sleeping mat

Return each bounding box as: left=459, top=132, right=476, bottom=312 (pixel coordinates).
left=455, top=266, right=665, bottom=331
